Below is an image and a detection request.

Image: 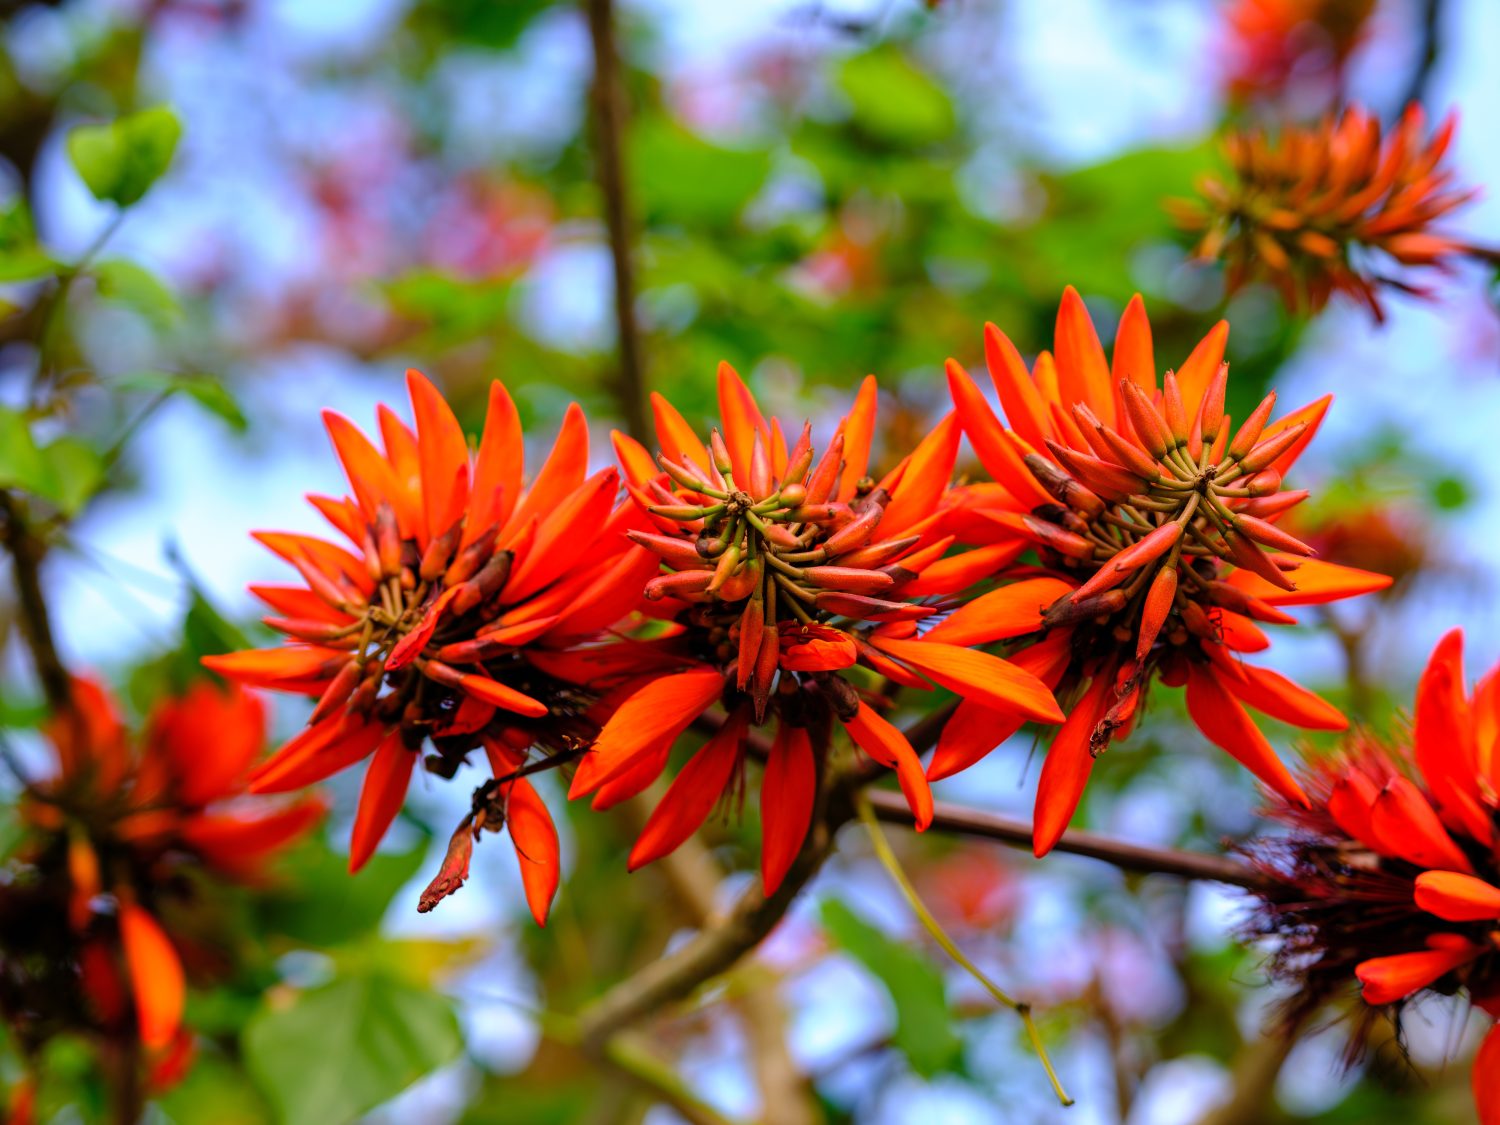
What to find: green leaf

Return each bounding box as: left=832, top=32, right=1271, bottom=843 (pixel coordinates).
left=156, top=1047, right=273, bottom=1125
left=0, top=408, right=104, bottom=516
left=0, top=198, right=57, bottom=282
left=1024, top=142, right=1222, bottom=301
left=67, top=106, right=183, bottom=207
left=1432, top=474, right=1470, bottom=511
left=408, top=0, right=553, bottom=49
left=820, top=898, right=963, bottom=1077
left=183, top=585, right=251, bottom=658
left=837, top=47, right=956, bottom=147
left=383, top=270, right=515, bottom=352
left=243, top=970, right=462, bottom=1125
left=35, top=435, right=105, bottom=516
left=93, top=259, right=181, bottom=328
left=0, top=406, right=46, bottom=492
left=125, top=581, right=252, bottom=710
left=117, top=370, right=246, bottom=431
left=629, top=118, right=772, bottom=226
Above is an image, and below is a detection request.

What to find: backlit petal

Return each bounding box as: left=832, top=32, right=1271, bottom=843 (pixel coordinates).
left=348, top=732, right=416, bottom=872
left=761, top=723, right=815, bottom=896
left=880, top=413, right=961, bottom=537
left=923, top=577, right=1073, bottom=647
left=1356, top=942, right=1479, bottom=1005
left=946, top=360, right=1052, bottom=508
left=869, top=636, right=1064, bottom=724
left=1054, top=286, right=1115, bottom=425
left=119, top=905, right=185, bottom=1049
left=507, top=779, right=560, bottom=925
left=1110, top=293, right=1156, bottom=394
left=843, top=702, right=932, bottom=830
left=504, top=403, right=588, bottom=546
left=1184, top=664, right=1308, bottom=806
left=836, top=375, right=879, bottom=502
left=1414, top=871, right=1500, bottom=922
left=575, top=669, right=726, bottom=795
left=1033, top=673, right=1115, bottom=856
left=466, top=379, right=525, bottom=547
left=1227, top=557, right=1393, bottom=606
left=629, top=711, right=748, bottom=870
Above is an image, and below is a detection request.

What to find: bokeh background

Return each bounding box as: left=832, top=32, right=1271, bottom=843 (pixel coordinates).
left=3, top=0, right=1500, bottom=1121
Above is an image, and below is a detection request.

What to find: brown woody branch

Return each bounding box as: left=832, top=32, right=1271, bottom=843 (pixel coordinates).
left=578, top=776, right=849, bottom=1051
left=574, top=703, right=965, bottom=1050
left=585, top=0, right=649, bottom=441
left=1, top=492, right=72, bottom=714
left=863, top=789, right=1268, bottom=889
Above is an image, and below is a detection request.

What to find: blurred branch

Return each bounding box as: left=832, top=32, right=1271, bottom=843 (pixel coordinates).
left=1466, top=243, right=1500, bottom=267
left=541, top=1011, right=744, bottom=1125
left=1321, top=605, right=1374, bottom=722
left=0, top=493, right=72, bottom=714
left=577, top=778, right=845, bottom=1052
left=1191, top=1011, right=1308, bottom=1125
left=576, top=709, right=957, bottom=1054
left=864, top=791, right=1268, bottom=889
left=1400, top=0, right=1444, bottom=110
left=623, top=789, right=820, bottom=1125
left=600, top=1032, right=744, bottom=1125
left=586, top=0, right=649, bottom=441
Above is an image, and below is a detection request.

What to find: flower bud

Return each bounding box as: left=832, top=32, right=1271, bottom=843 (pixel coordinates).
left=1136, top=566, right=1178, bottom=662
left=1238, top=422, right=1306, bottom=473
left=1022, top=515, right=1096, bottom=561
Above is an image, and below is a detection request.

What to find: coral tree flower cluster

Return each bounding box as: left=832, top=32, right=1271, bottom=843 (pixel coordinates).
left=1246, top=630, right=1500, bottom=1125
left=943, top=290, right=1390, bottom=854
left=203, top=371, right=655, bottom=921
left=0, top=677, right=319, bottom=1077
left=580, top=365, right=1062, bottom=893
left=1171, top=105, right=1474, bottom=320
left=206, top=293, right=1396, bottom=921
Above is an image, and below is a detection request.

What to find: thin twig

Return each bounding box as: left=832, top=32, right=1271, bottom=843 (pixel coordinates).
left=1399, top=0, right=1444, bottom=111
left=0, top=492, right=72, bottom=714
left=576, top=757, right=859, bottom=1051
left=585, top=0, right=649, bottom=441
left=535, top=1009, right=745, bottom=1125
left=864, top=789, right=1268, bottom=889
left=855, top=792, right=1073, bottom=1106
left=621, top=788, right=819, bottom=1125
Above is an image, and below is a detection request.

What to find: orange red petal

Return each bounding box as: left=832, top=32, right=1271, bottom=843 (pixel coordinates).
left=118, top=905, right=185, bottom=1049
left=842, top=702, right=932, bottom=830
left=629, top=711, right=748, bottom=871
left=869, top=636, right=1064, bottom=725
left=348, top=732, right=416, bottom=872
left=1184, top=664, right=1308, bottom=807
left=1413, top=871, right=1500, bottom=922
left=761, top=723, right=815, bottom=896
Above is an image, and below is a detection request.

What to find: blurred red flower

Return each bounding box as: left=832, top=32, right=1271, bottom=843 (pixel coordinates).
left=5, top=676, right=319, bottom=1075
left=1171, top=105, right=1475, bottom=320
left=1221, top=0, right=1375, bottom=105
